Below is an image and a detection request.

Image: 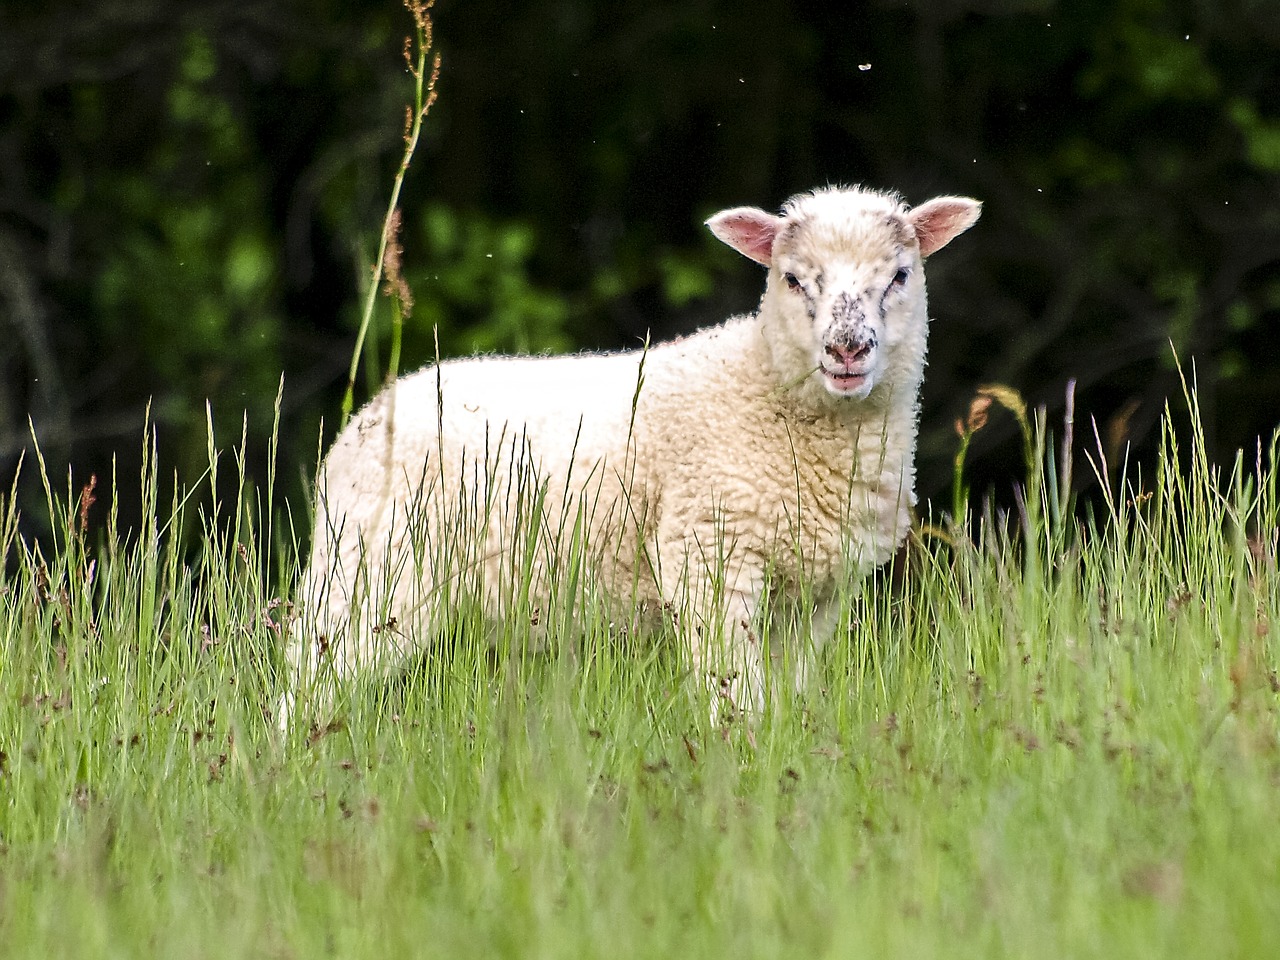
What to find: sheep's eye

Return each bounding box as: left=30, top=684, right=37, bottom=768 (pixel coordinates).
left=783, top=272, right=802, bottom=291
left=891, top=267, right=911, bottom=287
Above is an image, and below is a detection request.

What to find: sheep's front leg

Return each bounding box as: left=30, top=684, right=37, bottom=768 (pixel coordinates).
left=707, top=587, right=768, bottom=722
left=667, top=576, right=766, bottom=724
left=654, top=529, right=768, bottom=723
left=796, top=596, right=841, bottom=694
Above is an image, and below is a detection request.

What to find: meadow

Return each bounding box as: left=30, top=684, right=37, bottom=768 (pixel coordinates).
left=0, top=386, right=1277, bottom=960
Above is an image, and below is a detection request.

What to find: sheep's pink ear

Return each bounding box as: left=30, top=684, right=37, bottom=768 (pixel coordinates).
left=908, top=197, right=982, bottom=257
left=705, top=206, right=783, bottom=266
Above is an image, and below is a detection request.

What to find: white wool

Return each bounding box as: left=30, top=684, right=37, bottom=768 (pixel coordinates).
left=282, top=185, right=980, bottom=725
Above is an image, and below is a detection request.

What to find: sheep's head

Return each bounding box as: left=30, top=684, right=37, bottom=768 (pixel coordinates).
left=707, top=187, right=980, bottom=405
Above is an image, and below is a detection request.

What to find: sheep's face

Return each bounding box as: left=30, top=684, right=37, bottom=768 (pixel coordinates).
left=707, top=187, right=981, bottom=405
left=772, top=233, right=916, bottom=400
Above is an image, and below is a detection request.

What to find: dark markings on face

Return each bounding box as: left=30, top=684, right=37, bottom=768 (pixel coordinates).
left=779, top=219, right=804, bottom=251
left=782, top=251, right=819, bottom=319
left=832, top=291, right=863, bottom=327
left=877, top=247, right=908, bottom=315
left=828, top=291, right=874, bottom=350
left=887, top=214, right=913, bottom=248
left=801, top=286, right=817, bottom=320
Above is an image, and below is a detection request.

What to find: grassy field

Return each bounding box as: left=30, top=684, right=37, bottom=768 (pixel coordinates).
left=1, top=395, right=1278, bottom=960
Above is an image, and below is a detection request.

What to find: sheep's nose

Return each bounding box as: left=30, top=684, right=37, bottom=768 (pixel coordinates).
left=826, top=341, right=872, bottom=366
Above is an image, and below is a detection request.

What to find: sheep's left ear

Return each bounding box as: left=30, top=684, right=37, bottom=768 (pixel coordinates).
left=706, top=206, right=782, bottom=267
left=908, top=197, right=982, bottom=257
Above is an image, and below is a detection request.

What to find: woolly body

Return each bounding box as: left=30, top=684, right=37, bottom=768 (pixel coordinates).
left=287, top=185, right=980, bottom=722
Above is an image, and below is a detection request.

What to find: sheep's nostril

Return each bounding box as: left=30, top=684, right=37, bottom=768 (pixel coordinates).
left=826, top=341, right=872, bottom=365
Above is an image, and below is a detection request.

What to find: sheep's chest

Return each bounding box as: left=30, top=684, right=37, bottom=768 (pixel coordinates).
left=634, top=340, right=917, bottom=603
left=704, top=406, right=912, bottom=589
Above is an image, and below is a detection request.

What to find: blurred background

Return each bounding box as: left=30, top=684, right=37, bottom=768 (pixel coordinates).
left=2, top=0, right=1279, bottom=540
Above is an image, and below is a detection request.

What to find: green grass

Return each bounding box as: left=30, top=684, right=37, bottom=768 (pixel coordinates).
left=1, top=392, right=1278, bottom=960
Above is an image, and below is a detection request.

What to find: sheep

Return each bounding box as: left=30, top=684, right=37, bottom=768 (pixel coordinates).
left=282, top=185, right=980, bottom=728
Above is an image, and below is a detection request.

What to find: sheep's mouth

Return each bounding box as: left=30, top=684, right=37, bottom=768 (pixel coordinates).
left=819, top=338, right=876, bottom=396
left=820, top=365, right=872, bottom=396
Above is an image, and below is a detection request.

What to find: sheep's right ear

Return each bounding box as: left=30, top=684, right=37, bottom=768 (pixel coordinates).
left=706, top=207, right=782, bottom=267
left=908, top=197, right=982, bottom=257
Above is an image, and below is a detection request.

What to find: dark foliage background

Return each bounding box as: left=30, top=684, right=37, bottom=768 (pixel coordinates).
left=3, top=0, right=1280, bottom=538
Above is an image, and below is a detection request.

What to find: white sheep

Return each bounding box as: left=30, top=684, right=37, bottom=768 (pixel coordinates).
left=282, top=185, right=980, bottom=727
